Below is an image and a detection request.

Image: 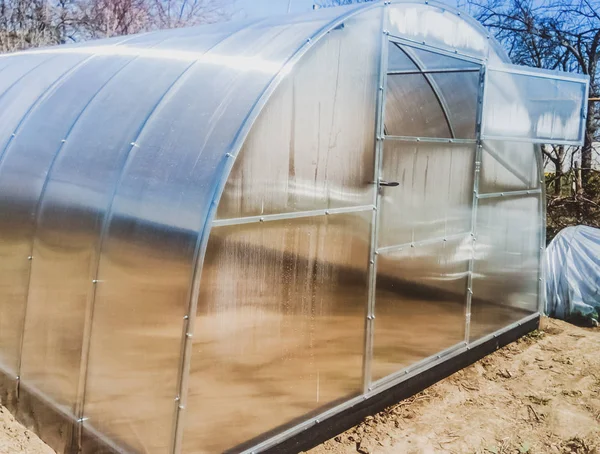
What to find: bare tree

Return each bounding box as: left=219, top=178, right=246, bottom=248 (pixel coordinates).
left=465, top=0, right=599, bottom=193
left=0, top=0, right=232, bottom=50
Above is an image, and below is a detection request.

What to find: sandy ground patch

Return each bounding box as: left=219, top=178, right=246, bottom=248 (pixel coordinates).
left=0, top=406, right=54, bottom=454
left=310, top=317, right=600, bottom=454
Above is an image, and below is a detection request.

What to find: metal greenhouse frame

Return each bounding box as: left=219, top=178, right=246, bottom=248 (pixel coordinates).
left=0, top=1, right=589, bottom=453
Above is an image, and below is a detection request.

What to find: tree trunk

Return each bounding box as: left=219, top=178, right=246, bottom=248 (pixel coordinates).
left=554, top=146, right=565, bottom=196
left=581, top=100, right=595, bottom=196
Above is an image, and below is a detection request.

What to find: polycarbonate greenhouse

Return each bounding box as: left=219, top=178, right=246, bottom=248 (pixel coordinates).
left=0, top=1, right=589, bottom=453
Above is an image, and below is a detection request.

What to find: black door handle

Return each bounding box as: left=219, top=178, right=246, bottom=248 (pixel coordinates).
left=379, top=180, right=399, bottom=187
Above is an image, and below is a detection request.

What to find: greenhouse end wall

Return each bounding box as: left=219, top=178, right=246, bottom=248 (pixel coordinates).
left=0, top=1, right=589, bottom=454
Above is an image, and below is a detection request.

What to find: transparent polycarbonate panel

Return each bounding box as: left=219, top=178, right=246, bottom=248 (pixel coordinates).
left=483, top=66, right=588, bottom=144
left=373, top=236, right=469, bottom=381
left=387, top=4, right=489, bottom=59
left=385, top=73, right=451, bottom=138
left=16, top=56, right=163, bottom=420
left=0, top=54, right=87, bottom=153
left=0, top=54, right=54, bottom=96
left=0, top=54, right=88, bottom=375
left=183, top=212, right=370, bottom=453
left=479, top=141, right=540, bottom=193
left=217, top=11, right=380, bottom=219
left=387, top=42, right=418, bottom=72
left=402, top=44, right=482, bottom=71
left=429, top=70, right=480, bottom=139
left=469, top=195, right=541, bottom=341
left=379, top=141, right=475, bottom=247
left=82, top=10, right=372, bottom=452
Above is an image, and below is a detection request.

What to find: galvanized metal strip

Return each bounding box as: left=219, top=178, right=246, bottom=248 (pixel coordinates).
left=536, top=145, right=547, bottom=314
left=362, top=4, right=389, bottom=396
left=477, top=189, right=542, bottom=199
left=384, top=135, right=476, bottom=144
left=464, top=65, right=487, bottom=344
left=212, top=204, right=375, bottom=227
left=376, top=232, right=471, bottom=255
left=387, top=68, right=481, bottom=75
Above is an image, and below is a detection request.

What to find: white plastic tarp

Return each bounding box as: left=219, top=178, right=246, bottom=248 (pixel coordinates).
left=545, top=225, right=600, bottom=324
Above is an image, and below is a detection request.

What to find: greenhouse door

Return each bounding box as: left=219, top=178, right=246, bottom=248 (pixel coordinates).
left=369, top=40, right=484, bottom=383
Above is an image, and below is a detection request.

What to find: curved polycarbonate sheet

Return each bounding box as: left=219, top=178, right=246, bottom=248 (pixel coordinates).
left=217, top=9, right=380, bottom=219
left=373, top=236, right=469, bottom=382
left=387, top=4, right=488, bottom=60
left=385, top=73, right=451, bottom=138
left=470, top=195, right=541, bottom=341
left=479, top=141, right=540, bottom=193
left=80, top=7, right=371, bottom=454
left=379, top=141, right=475, bottom=247
left=428, top=70, right=480, bottom=139
left=1, top=55, right=131, bottom=412
left=0, top=53, right=89, bottom=374
left=482, top=66, right=588, bottom=144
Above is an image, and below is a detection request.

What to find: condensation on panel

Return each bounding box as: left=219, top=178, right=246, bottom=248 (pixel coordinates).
left=483, top=68, right=587, bottom=143
left=217, top=10, right=380, bottom=219
left=387, top=4, right=489, bottom=59
left=379, top=141, right=475, bottom=247
left=0, top=54, right=87, bottom=376
left=385, top=73, right=451, bottom=138
left=479, top=141, right=540, bottom=194
left=182, top=212, right=370, bottom=453
left=372, top=236, right=469, bottom=382
left=428, top=70, right=480, bottom=139
left=469, top=195, right=541, bottom=341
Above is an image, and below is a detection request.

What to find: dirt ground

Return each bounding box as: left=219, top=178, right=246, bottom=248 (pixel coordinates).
left=0, top=406, right=53, bottom=454
left=0, top=317, right=598, bottom=454
left=310, top=317, right=600, bottom=454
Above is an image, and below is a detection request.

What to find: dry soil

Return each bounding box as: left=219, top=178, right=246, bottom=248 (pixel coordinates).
left=0, top=317, right=598, bottom=454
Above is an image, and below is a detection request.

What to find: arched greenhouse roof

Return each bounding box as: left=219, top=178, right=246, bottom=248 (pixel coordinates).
left=0, top=2, right=588, bottom=454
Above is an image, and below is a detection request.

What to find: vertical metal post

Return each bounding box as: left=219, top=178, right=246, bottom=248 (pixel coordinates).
left=362, top=2, right=388, bottom=394
left=464, top=64, right=487, bottom=344
left=536, top=144, right=547, bottom=315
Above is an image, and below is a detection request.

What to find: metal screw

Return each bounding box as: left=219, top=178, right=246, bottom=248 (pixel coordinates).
left=369, top=260, right=375, bottom=265
left=226, top=153, right=234, bottom=158
left=325, top=210, right=330, bottom=215
left=183, top=315, right=189, bottom=320
left=315, top=419, right=320, bottom=424
left=175, top=396, right=180, bottom=401
left=27, top=256, right=32, bottom=261
left=186, top=333, right=193, bottom=338
left=178, top=405, right=185, bottom=410
left=259, top=217, right=265, bottom=222
left=61, top=139, right=66, bottom=143
left=92, top=279, right=98, bottom=284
